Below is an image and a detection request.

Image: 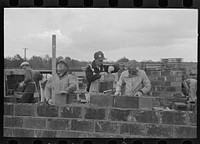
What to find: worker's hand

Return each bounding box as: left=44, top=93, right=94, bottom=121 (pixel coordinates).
left=48, top=99, right=54, bottom=105
left=108, top=66, right=114, bottom=73
left=134, top=91, right=143, bottom=97
left=19, top=82, right=24, bottom=87
left=114, top=91, right=121, bottom=96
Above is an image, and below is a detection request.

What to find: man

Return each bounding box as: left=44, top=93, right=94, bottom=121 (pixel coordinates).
left=182, top=78, right=197, bottom=102
left=19, top=61, right=36, bottom=103
left=85, top=51, right=119, bottom=101
left=115, top=60, right=151, bottom=96
left=45, top=59, right=77, bottom=105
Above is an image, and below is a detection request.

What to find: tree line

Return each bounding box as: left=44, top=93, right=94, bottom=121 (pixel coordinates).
left=4, top=54, right=130, bottom=70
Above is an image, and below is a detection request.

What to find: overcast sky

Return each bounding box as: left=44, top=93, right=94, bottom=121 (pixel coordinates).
left=4, top=8, right=198, bottom=62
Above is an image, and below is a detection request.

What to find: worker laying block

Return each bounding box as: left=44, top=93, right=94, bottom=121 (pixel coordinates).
left=45, top=59, right=77, bottom=105
left=85, top=51, right=119, bottom=102
left=115, top=60, right=151, bottom=96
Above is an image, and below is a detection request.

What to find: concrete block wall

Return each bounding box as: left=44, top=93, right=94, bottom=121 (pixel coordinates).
left=4, top=101, right=196, bottom=138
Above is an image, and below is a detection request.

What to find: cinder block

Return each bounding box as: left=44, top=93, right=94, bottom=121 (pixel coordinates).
left=15, top=104, right=37, bottom=116
left=95, top=121, right=120, bottom=134
left=85, top=107, right=106, bottom=120
left=37, top=103, right=59, bottom=117
left=161, top=111, right=187, bottom=125
left=13, top=128, right=34, bottom=137
left=120, top=123, right=146, bottom=136
left=23, top=117, right=46, bottom=129
left=4, top=103, right=14, bottom=115
left=173, top=126, right=197, bottom=138
left=171, top=82, right=182, bottom=87
left=108, top=109, right=132, bottom=121
left=47, top=118, right=70, bottom=130
left=71, top=119, right=94, bottom=132
left=4, top=116, right=23, bottom=127
left=138, top=97, right=154, bottom=110
left=146, top=124, right=173, bottom=138
left=133, top=110, right=159, bottom=124
left=189, top=112, right=197, bottom=126
left=4, top=128, right=13, bottom=137
left=35, top=130, right=57, bottom=138
left=90, top=94, right=114, bottom=107
left=60, top=106, right=82, bottom=118
left=114, top=96, right=139, bottom=108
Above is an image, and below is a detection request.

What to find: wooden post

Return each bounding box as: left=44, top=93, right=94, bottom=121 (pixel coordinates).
left=52, top=35, right=56, bottom=104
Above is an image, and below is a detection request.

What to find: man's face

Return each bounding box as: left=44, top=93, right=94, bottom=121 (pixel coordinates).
left=22, top=65, right=29, bottom=70
left=57, top=63, right=67, bottom=75
left=128, top=66, right=138, bottom=75
left=95, top=59, right=103, bottom=67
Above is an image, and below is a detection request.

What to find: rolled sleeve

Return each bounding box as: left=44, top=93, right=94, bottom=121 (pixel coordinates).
left=65, top=75, right=77, bottom=93
left=24, top=69, right=33, bottom=84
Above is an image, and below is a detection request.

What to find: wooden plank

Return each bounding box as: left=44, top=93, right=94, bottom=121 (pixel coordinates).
left=52, top=35, right=56, bottom=105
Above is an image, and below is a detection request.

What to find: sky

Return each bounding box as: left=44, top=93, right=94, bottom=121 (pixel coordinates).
left=4, top=8, right=198, bottom=62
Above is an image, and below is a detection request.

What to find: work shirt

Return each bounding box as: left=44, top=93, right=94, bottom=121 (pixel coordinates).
left=45, top=73, right=77, bottom=101
left=85, top=60, right=119, bottom=92
left=116, top=69, right=151, bottom=96
left=183, top=78, right=197, bottom=102
left=23, top=68, right=34, bottom=84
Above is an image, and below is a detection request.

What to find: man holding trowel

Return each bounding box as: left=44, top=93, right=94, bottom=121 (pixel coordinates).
left=115, top=60, right=151, bottom=96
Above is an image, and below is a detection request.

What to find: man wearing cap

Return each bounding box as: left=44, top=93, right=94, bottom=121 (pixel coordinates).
left=19, top=61, right=36, bottom=103
left=115, top=60, right=151, bottom=97
left=45, top=59, right=77, bottom=105
left=85, top=51, right=119, bottom=101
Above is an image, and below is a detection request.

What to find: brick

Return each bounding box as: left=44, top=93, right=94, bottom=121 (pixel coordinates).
left=35, top=130, right=57, bottom=138
left=4, top=103, right=14, bottom=115
left=4, top=128, right=13, bottom=137
left=120, top=123, right=146, bottom=136
left=37, top=103, right=59, bottom=117
left=85, top=107, right=106, bottom=120
left=90, top=94, right=114, bottom=107
left=166, top=87, right=176, bottom=92
left=161, top=70, right=170, bottom=76
left=71, top=119, right=94, bottom=132
left=24, top=117, right=46, bottom=129
left=133, top=110, right=159, bottom=123
left=161, top=111, right=187, bottom=125
left=15, top=104, right=36, bottom=116
left=162, top=81, right=171, bottom=86
left=173, top=126, right=197, bottom=138
left=57, top=131, right=93, bottom=138
left=95, top=121, right=119, bottom=134
left=4, top=116, right=23, bottom=127
left=114, top=96, right=139, bottom=108
left=156, top=76, right=166, bottom=81
left=171, top=82, right=181, bottom=87
left=108, top=109, right=132, bottom=121
left=170, top=71, right=182, bottom=77
left=13, top=128, right=34, bottom=137
left=151, top=71, right=161, bottom=76
left=146, top=124, right=173, bottom=138
left=151, top=81, right=163, bottom=86
left=60, top=106, right=82, bottom=118
left=189, top=112, right=197, bottom=126
left=139, top=97, right=154, bottom=110
left=47, top=119, right=70, bottom=130
left=155, top=86, right=167, bottom=91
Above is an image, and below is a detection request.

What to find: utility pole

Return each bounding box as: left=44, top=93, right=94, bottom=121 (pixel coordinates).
left=52, top=35, right=56, bottom=105
left=22, top=48, right=28, bottom=60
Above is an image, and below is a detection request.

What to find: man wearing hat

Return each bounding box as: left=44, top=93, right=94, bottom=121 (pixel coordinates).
left=115, top=60, right=151, bottom=96
left=45, top=59, right=77, bottom=105
left=85, top=51, right=119, bottom=101
left=19, top=61, right=36, bottom=103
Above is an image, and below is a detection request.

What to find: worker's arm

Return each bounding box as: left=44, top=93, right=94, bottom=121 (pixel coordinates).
left=115, top=72, right=125, bottom=96
left=65, top=75, right=77, bottom=94
left=23, top=69, right=33, bottom=85
left=140, top=71, right=151, bottom=94
left=44, top=78, right=52, bottom=101
left=85, top=65, right=101, bottom=83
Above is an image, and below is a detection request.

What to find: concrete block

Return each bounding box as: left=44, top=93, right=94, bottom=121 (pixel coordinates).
left=71, top=119, right=94, bottom=132
left=108, top=108, right=132, bottom=121
left=37, top=103, right=59, bottom=117
left=138, top=97, right=154, bottom=110
left=4, top=103, right=14, bottom=115
left=90, top=94, right=114, bottom=107
left=133, top=110, right=159, bottom=124
left=4, top=116, right=23, bottom=127
left=173, top=126, right=197, bottom=138
left=35, top=130, right=57, bottom=138
left=95, top=121, right=119, bottom=134
left=13, top=128, right=34, bottom=137
left=23, top=117, right=46, bottom=129
left=120, top=123, right=146, bottom=136
left=47, top=118, right=70, bottom=130
left=114, top=96, right=139, bottom=108
left=60, top=106, right=82, bottom=118
left=85, top=107, right=106, bottom=120
left=15, top=104, right=36, bottom=116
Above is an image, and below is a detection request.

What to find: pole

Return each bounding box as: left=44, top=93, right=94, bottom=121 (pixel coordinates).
left=22, top=48, right=28, bottom=60
left=52, top=35, right=56, bottom=104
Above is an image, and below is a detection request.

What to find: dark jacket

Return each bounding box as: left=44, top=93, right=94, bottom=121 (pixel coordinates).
left=85, top=60, right=119, bottom=92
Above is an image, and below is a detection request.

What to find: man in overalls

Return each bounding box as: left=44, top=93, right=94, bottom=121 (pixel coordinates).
left=115, top=60, right=151, bottom=96
left=85, top=51, right=119, bottom=102
left=45, top=59, right=77, bottom=105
